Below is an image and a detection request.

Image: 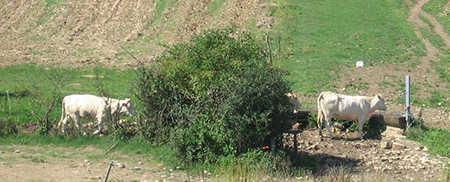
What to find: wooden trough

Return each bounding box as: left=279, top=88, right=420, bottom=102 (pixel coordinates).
left=370, top=112, right=406, bottom=128
left=292, top=111, right=407, bottom=129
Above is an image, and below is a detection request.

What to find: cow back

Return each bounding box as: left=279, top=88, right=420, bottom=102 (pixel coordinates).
left=64, top=94, right=107, bottom=119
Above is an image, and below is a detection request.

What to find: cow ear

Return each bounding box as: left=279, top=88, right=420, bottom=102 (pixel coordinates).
left=377, top=94, right=382, bottom=99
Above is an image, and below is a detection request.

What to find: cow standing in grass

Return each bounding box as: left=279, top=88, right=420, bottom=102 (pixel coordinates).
left=317, top=91, right=387, bottom=140
left=58, top=94, right=135, bottom=135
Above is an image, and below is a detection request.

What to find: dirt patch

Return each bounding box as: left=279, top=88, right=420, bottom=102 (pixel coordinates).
left=0, top=145, right=205, bottom=182
left=20, top=123, right=39, bottom=134
left=0, top=0, right=271, bottom=68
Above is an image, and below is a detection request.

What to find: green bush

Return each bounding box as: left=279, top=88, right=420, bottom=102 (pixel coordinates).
left=0, top=117, right=19, bottom=137
left=136, top=28, right=293, bottom=164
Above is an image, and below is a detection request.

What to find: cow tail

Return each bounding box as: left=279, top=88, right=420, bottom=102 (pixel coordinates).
left=59, top=98, right=66, bottom=124
left=316, top=93, right=325, bottom=132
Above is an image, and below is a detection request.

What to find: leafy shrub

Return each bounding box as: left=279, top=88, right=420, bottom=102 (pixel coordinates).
left=136, top=28, right=293, bottom=164
left=0, top=117, right=19, bottom=137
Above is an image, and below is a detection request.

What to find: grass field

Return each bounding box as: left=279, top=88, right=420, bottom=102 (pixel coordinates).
left=0, top=64, right=138, bottom=124
left=271, top=0, right=425, bottom=94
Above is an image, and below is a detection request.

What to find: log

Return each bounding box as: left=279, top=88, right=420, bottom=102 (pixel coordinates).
left=370, top=112, right=406, bottom=128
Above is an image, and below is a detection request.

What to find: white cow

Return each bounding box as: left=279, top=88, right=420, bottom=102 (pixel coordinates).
left=317, top=91, right=387, bottom=139
left=58, top=94, right=136, bottom=135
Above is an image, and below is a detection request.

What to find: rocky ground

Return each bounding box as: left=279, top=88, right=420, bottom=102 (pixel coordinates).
left=282, top=127, right=449, bottom=181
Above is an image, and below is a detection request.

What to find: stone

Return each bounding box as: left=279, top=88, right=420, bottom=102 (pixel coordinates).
left=333, top=122, right=345, bottom=130
left=393, top=142, right=407, bottom=149
left=307, top=144, right=319, bottom=150
left=381, top=141, right=392, bottom=149
left=115, top=163, right=125, bottom=168
left=292, top=123, right=301, bottom=130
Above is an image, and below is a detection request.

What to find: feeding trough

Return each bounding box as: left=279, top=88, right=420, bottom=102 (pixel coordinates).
left=370, top=112, right=406, bottom=128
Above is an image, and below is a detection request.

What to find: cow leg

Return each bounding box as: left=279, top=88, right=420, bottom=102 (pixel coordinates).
left=357, top=116, right=366, bottom=140
left=318, top=113, right=333, bottom=139
left=58, top=116, right=69, bottom=133
left=73, top=115, right=86, bottom=135
left=325, top=117, right=333, bottom=139
left=317, top=114, right=323, bottom=137
left=93, top=116, right=103, bottom=135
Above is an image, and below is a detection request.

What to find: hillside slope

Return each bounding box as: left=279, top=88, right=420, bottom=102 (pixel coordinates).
left=0, top=0, right=270, bottom=68
left=267, top=0, right=450, bottom=129
left=340, top=0, right=450, bottom=129
left=2, top=0, right=450, bottom=129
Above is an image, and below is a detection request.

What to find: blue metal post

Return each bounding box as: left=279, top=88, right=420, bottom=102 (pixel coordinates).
left=405, top=75, right=411, bottom=127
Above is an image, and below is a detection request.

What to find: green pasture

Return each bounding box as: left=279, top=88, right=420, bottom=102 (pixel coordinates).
left=407, top=125, right=450, bottom=157
left=0, top=64, right=138, bottom=124
left=270, top=0, right=425, bottom=94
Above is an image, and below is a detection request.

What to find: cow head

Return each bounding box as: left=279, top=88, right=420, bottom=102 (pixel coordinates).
left=119, top=99, right=136, bottom=117
left=286, top=92, right=302, bottom=113
left=372, top=94, right=388, bottom=111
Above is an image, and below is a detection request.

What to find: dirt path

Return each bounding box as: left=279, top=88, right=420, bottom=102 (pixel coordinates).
left=408, top=0, right=450, bottom=60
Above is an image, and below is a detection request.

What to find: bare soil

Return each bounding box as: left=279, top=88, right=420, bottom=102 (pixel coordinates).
left=0, top=145, right=204, bottom=182
left=1, top=0, right=450, bottom=181
left=0, top=0, right=270, bottom=68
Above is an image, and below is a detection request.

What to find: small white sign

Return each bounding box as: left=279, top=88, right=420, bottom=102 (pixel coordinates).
left=356, top=61, right=364, bottom=68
